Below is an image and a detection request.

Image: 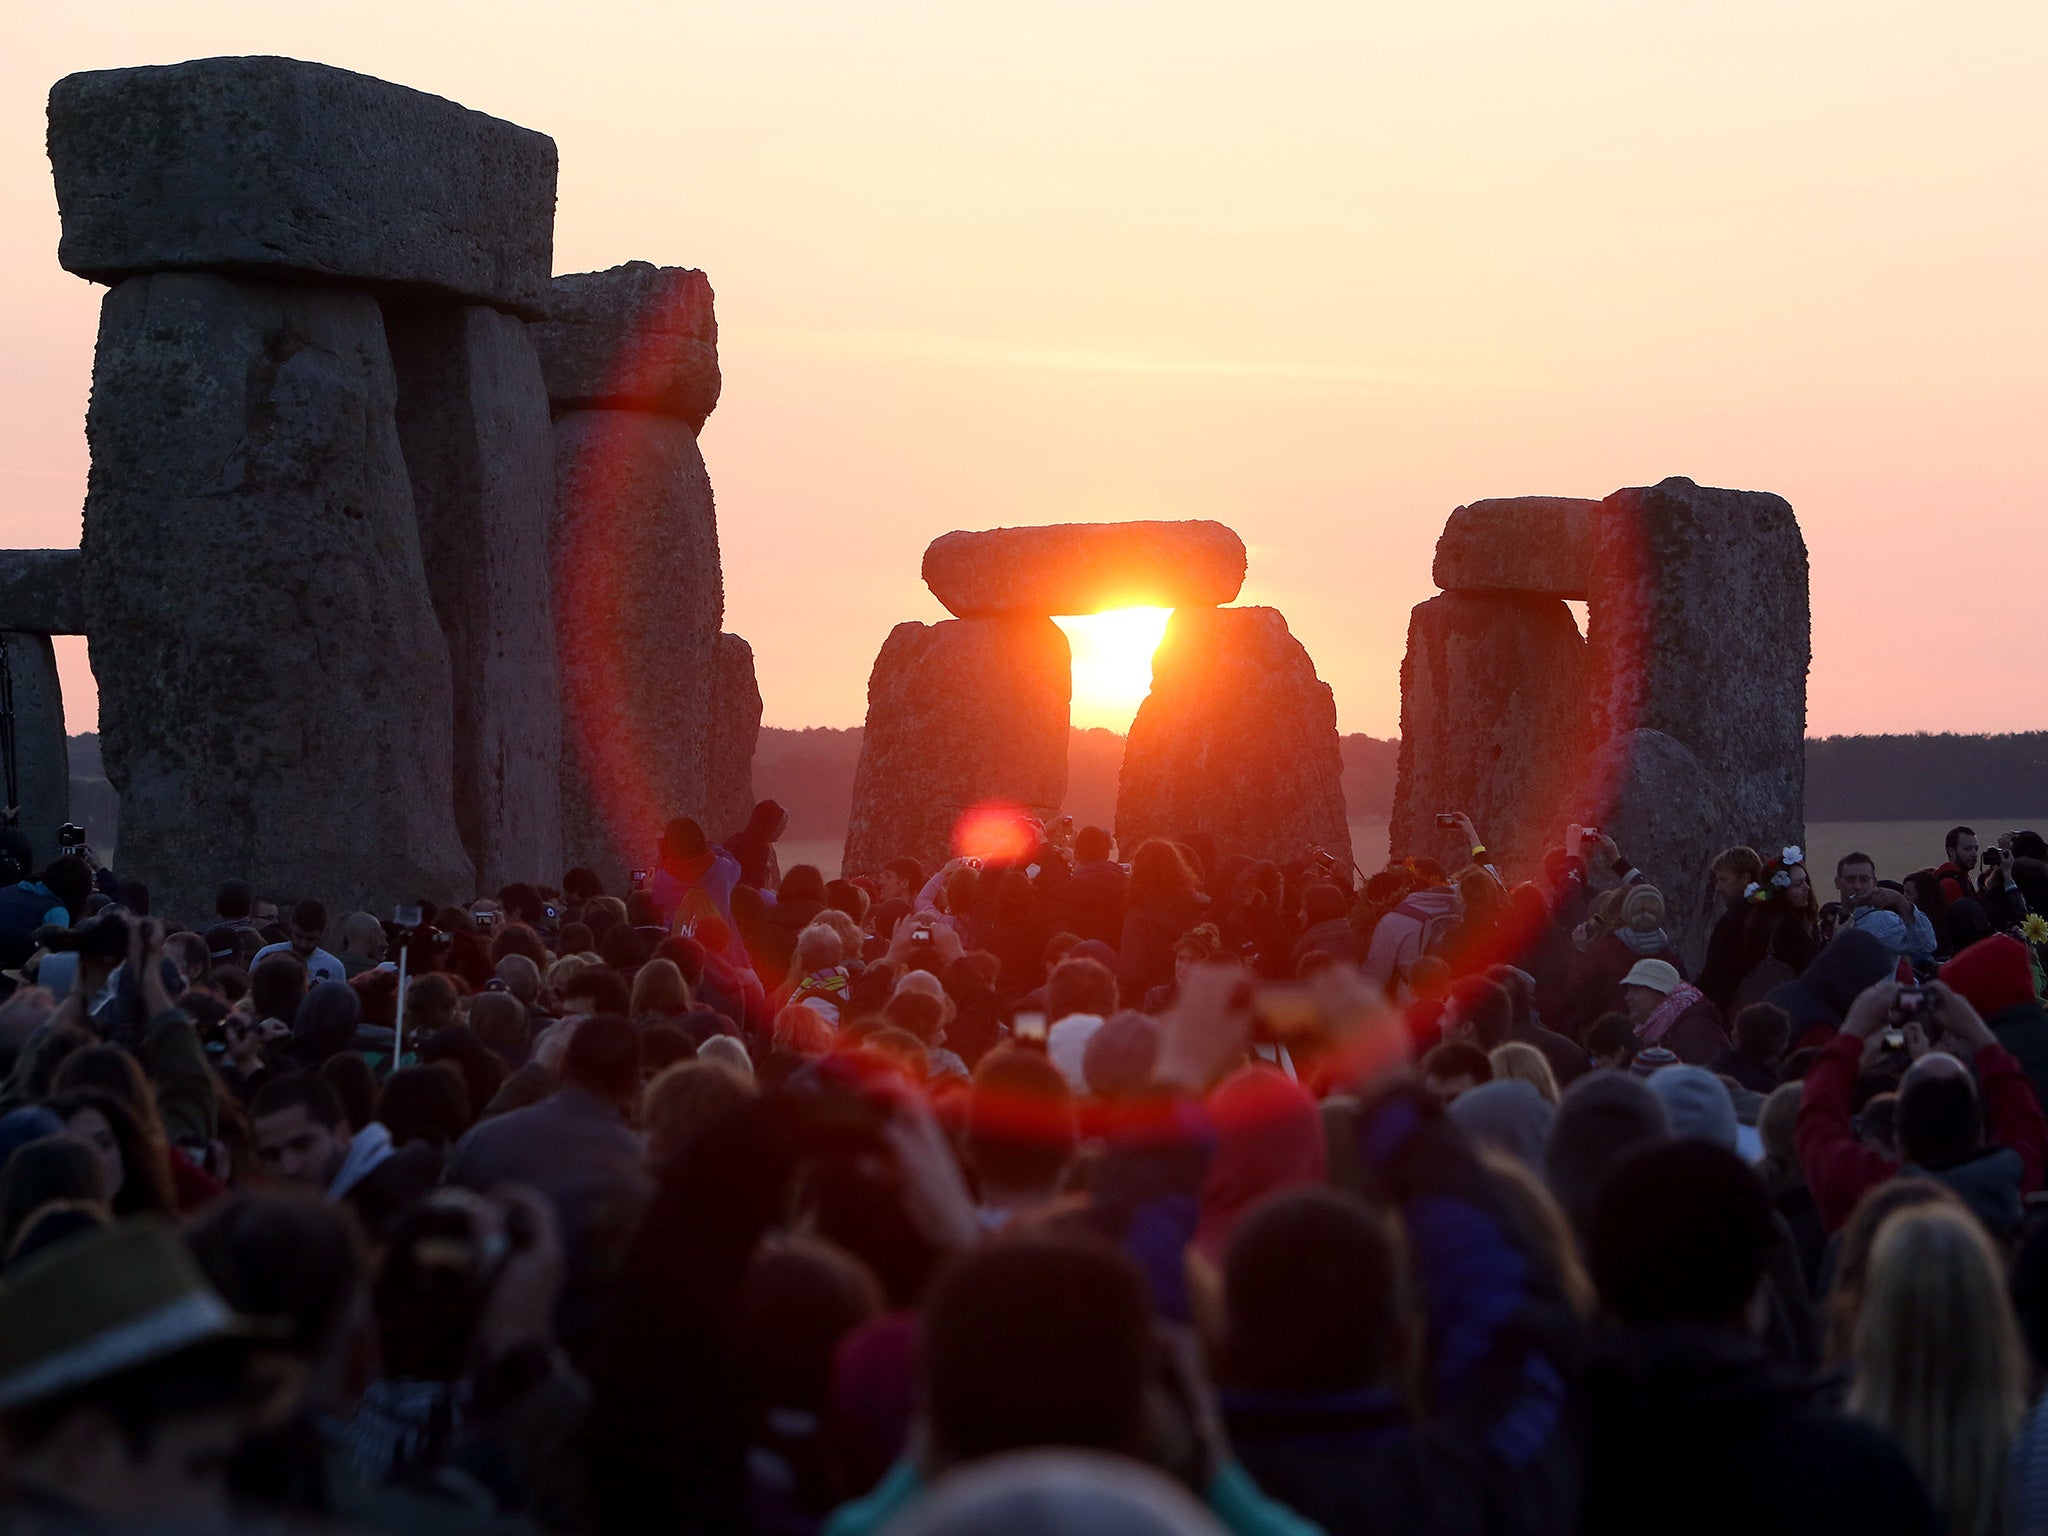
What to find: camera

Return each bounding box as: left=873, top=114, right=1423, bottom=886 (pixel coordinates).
left=1011, top=1009, right=1048, bottom=1046
left=1983, top=848, right=2005, bottom=869
left=1581, top=826, right=1601, bottom=841
left=910, top=927, right=932, bottom=946
left=1434, top=813, right=1461, bottom=830
left=57, top=822, right=86, bottom=857
left=1893, top=985, right=1930, bottom=1022
left=630, top=869, right=649, bottom=889
left=474, top=909, right=498, bottom=929
left=394, top=903, right=424, bottom=930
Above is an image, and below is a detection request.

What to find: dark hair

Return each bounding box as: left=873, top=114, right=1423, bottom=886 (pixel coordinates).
left=883, top=990, right=946, bottom=1045
left=186, top=1190, right=366, bottom=1359
left=779, top=865, right=828, bottom=907
left=1421, top=1040, right=1492, bottom=1086
left=1225, top=1187, right=1403, bottom=1391
left=320, top=1053, right=377, bottom=1132
left=1836, top=851, right=1876, bottom=876
left=51, top=1045, right=159, bottom=1139
left=496, top=883, right=546, bottom=924
left=1946, top=826, right=1976, bottom=856
left=0, top=1135, right=104, bottom=1257
left=1300, top=883, right=1348, bottom=926
left=564, top=1013, right=642, bottom=1103
left=216, top=879, right=255, bottom=920
left=490, top=921, right=548, bottom=968
left=564, top=867, right=606, bottom=903
left=922, top=1235, right=1153, bottom=1462
left=730, top=1238, right=884, bottom=1421
left=375, top=1063, right=472, bottom=1149
left=599, top=925, right=650, bottom=974
left=558, top=921, right=595, bottom=956
left=249, top=1072, right=347, bottom=1132
left=39, top=856, right=95, bottom=915
left=1585, top=1012, right=1635, bottom=1064
left=1897, top=1068, right=1982, bottom=1170
left=1590, top=1140, right=1772, bottom=1326
left=404, top=973, right=461, bottom=1037
left=291, top=899, right=328, bottom=935
left=1074, top=826, right=1113, bottom=865
left=1447, top=978, right=1514, bottom=1051
left=250, top=952, right=309, bottom=1026
left=824, top=879, right=868, bottom=920
left=653, top=934, right=706, bottom=988
left=1732, top=1003, right=1791, bottom=1063
left=44, top=1088, right=174, bottom=1219
left=1046, top=957, right=1118, bottom=1024
left=1128, top=840, right=1201, bottom=911
left=662, top=818, right=710, bottom=862
left=882, top=857, right=924, bottom=891
left=965, top=1047, right=1076, bottom=1196
left=567, top=967, right=633, bottom=1018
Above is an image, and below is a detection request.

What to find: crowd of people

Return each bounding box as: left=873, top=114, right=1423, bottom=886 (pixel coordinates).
left=1, top=802, right=2047, bottom=1535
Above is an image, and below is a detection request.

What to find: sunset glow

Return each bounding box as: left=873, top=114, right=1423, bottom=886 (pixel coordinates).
left=1056, top=607, right=1173, bottom=732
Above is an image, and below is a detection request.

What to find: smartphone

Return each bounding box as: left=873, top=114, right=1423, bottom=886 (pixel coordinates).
left=393, top=903, right=423, bottom=929
left=630, top=869, right=649, bottom=888
left=911, top=927, right=932, bottom=945
left=1893, top=986, right=1929, bottom=1021
left=1253, top=981, right=1323, bottom=1042
left=1434, top=813, right=1460, bottom=830
left=1581, top=826, right=1601, bottom=841
left=1012, top=1010, right=1048, bottom=1046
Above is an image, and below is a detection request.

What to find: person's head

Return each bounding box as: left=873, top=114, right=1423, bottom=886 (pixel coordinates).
left=878, top=857, right=924, bottom=906
left=285, top=900, right=328, bottom=960
left=1171, top=924, right=1224, bottom=986
left=1584, top=1012, right=1635, bottom=1071
left=772, top=1004, right=836, bottom=1058
left=1590, top=1140, right=1772, bottom=1329
left=1419, top=1040, right=1492, bottom=1103
left=1646, top=1066, right=1737, bottom=1151
left=779, top=865, right=829, bottom=907
left=1299, top=883, right=1348, bottom=927
left=1846, top=1203, right=2025, bottom=1536
left=0, top=1222, right=269, bottom=1525
left=51, top=1046, right=159, bottom=1139
left=562, top=965, right=632, bottom=1019
left=964, top=1047, right=1077, bottom=1208
left=467, top=991, right=530, bottom=1060
left=162, top=932, right=210, bottom=986
left=320, top=1053, right=376, bottom=1132
left=1046, top=957, right=1118, bottom=1026
left=1074, top=826, right=1113, bottom=865
left=494, top=952, right=541, bottom=1006
left=660, top=817, right=710, bottom=868
left=630, top=958, right=691, bottom=1019
left=1896, top=1053, right=1983, bottom=1170
left=641, top=1060, right=759, bottom=1166
left=215, top=880, right=255, bottom=921
left=1487, top=1042, right=1560, bottom=1105
left=1711, top=847, right=1763, bottom=903
left=403, top=972, right=461, bottom=1038
left=248, top=952, right=308, bottom=1028
left=1081, top=1012, right=1161, bottom=1100
left=1758, top=1081, right=1803, bottom=1171
left=44, top=1089, right=171, bottom=1219
left=1835, top=852, right=1878, bottom=904
left=795, top=923, right=846, bottom=975
left=374, top=1064, right=471, bottom=1150
left=824, top=879, right=869, bottom=922
left=697, top=1034, right=753, bottom=1080
left=1824, top=1179, right=1964, bottom=1365
left=1620, top=884, right=1666, bottom=935
left=1545, top=1071, right=1670, bottom=1233
left=489, top=921, right=547, bottom=970
left=1732, top=1002, right=1791, bottom=1067
left=730, top=1236, right=883, bottom=1427
left=1128, top=840, right=1200, bottom=910
left=921, top=1235, right=1154, bottom=1468
left=562, top=1013, right=641, bottom=1111
left=1223, top=1187, right=1406, bottom=1393
left=249, top=1074, right=352, bottom=1189
left=0, top=1135, right=105, bottom=1259
left=1443, top=977, right=1513, bottom=1050
left=1618, top=958, right=1683, bottom=1024
left=1946, top=826, right=1980, bottom=874
left=884, top=989, right=948, bottom=1047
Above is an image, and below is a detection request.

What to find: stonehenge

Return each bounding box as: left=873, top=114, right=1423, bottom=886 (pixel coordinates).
left=9, top=54, right=759, bottom=920
left=1393, top=476, right=1809, bottom=964
left=847, top=521, right=1348, bottom=874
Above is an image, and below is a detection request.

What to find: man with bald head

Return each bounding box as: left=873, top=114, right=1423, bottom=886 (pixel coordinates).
left=1793, top=975, right=2048, bottom=1238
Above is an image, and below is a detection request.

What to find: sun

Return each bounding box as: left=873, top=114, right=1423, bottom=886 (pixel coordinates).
left=1054, top=607, right=1173, bottom=732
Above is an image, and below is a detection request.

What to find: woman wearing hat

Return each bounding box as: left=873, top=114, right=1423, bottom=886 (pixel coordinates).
left=1564, top=885, right=1686, bottom=1037
left=1619, top=958, right=1731, bottom=1066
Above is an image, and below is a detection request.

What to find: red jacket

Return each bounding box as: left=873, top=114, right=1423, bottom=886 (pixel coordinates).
left=1794, top=1031, right=2048, bottom=1233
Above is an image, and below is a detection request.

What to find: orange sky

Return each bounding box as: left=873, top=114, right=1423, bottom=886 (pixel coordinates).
left=4, top=2, right=2044, bottom=739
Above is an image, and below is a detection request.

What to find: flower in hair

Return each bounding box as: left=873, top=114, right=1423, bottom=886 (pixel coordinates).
left=2024, top=913, right=2048, bottom=946
left=1782, top=846, right=1804, bottom=867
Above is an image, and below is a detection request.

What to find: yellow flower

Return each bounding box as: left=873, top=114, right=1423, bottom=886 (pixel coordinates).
left=2025, top=913, right=2048, bottom=946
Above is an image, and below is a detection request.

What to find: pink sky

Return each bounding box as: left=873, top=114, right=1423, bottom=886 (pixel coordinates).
left=5, top=2, right=2044, bottom=739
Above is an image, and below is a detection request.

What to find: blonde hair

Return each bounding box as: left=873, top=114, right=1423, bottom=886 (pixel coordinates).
left=795, top=923, right=846, bottom=971
left=814, top=909, right=864, bottom=960
left=1847, top=1204, right=2024, bottom=1536
left=1487, top=1042, right=1560, bottom=1106
left=630, top=958, right=691, bottom=1017
left=641, top=1060, right=757, bottom=1165
left=698, top=1034, right=755, bottom=1080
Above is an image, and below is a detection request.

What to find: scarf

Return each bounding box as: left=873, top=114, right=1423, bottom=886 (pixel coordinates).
left=1619, top=927, right=1672, bottom=957
left=1637, top=982, right=1707, bottom=1047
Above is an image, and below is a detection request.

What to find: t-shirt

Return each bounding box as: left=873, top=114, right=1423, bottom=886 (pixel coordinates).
left=252, top=942, right=348, bottom=986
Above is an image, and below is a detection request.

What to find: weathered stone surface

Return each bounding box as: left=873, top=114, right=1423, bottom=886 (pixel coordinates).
left=81, top=273, right=473, bottom=924
left=922, top=521, right=1246, bottom=619
left=1390, top=594, right=1589, bottom=876
left=528, top=263, right=719, bottom=431
left=1578, top=729, right=1730, bottom=970
left=705, top=633, right=763, bottom=843
left=386, top=302, right=564, bottom=890
left=1432, top=496, right=1596, bottom=598
left=552, top=410, right=725, bottom=886
left=844, top=617, right=1071, bottom=876
left=1588, top=477, right=1808, bottom=846
left=49, top=56, right=556, bottom=315
left=0, top=551, right=84, bottom=634
left=1117, top=607, right=1350, bottom=867
left=1, top=633, right=71, bottom=866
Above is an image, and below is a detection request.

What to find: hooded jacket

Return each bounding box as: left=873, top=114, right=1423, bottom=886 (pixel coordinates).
left=1363, top=886, right=1460, bottom=989
left=1941, top=934, right=2048, bottom=1111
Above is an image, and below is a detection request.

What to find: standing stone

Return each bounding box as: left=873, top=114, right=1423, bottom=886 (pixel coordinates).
left=385, top=302, right=564, bottom=890
left=1, top=633, right=71, bottom=866
left=1578, top=729, right=1730, bottom=969
left=0, top=551, right=84, bottom=635
left=844, top=618, right=1071, bottom=876
left=48, top=56, right=556, bottom=314
left=1432, top=497, right=1596, bottom=599
left=527, top=262, right=719, bottom=432
left=81, top=272, right=472, bottom=923
left=922, top=521, right=1247, bottom=619
left=705, top=633, right=763, bottom=842
left=1390, top=594, right=1588, bottom=876
left=1117, top=607, right=1350, bottom=867
left=1588, top=477, right=1808, bottom=846
left=552, top=410, right=724, bottom=885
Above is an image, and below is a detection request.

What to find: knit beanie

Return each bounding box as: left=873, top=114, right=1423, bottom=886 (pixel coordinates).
left=1649, top=1065, right=1738, bottom=1150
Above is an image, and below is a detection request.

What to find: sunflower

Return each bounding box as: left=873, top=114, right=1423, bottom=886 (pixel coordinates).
left=2024, top=912, right=2048, bottom=946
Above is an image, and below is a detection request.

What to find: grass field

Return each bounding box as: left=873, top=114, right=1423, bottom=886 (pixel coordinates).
left=781, top=817, right=2046, bottom=886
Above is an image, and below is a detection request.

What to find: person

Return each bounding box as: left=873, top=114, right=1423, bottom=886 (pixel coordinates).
left=1836, top=852, right=1939, bottom=962
left=1938, top=826, right=1980, bottom=906
left=249, top=1073, right=440, bottom=1241
left=787, top=923, right=852, bottom=1023
left=1362, top=860, right=1459, bottom=992
left=1045, top=956, right=1119, bottom=1094
left=1698, top=846, right=1767, bottom=1012
left=0, top=1220, right=274, bottom=1528
left=1056, top=826, right=1128, bottom=948
left=1709, top=1001, right=1792, bottom=1095
left=1118, top=842, right=1208, bottom=1003
left=1486, top=964, right=1587, bottom=1086
left=1845, top=1202, right=2024, bottom=1536
left=1486, top=1041, right=1560, bottom=1105
left=1618, top=958, right=1729, bottom=1065
left=336, top=911, right=388, bottom=977
left=1418, top=1040, right=1491, bottom=1103
left=650, top=817, right=744, bottom=961
left=252, top=899, right=346, bottom=985
left=962, top=1047, right=1076, bottom=1231
left=1448, top=1076, right=1556, bottom=1166
left=1794, top=977, right=2048, bottom=1237
left=643, top=1059, right=758, bottom=1167
left=1192, top=1066, right=1325, bottom=1265
left=45, top=1087, right=174, bottom=1221
left=876, top=857, right=925, bottom=909
left=1939, top=933, right=2048, bottom=1112
left=1567, top=884, right=1685, bottom=1032
left=1287, top=884, right=1360, bottom=973
left=724, top=799, right=790, bottom=891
